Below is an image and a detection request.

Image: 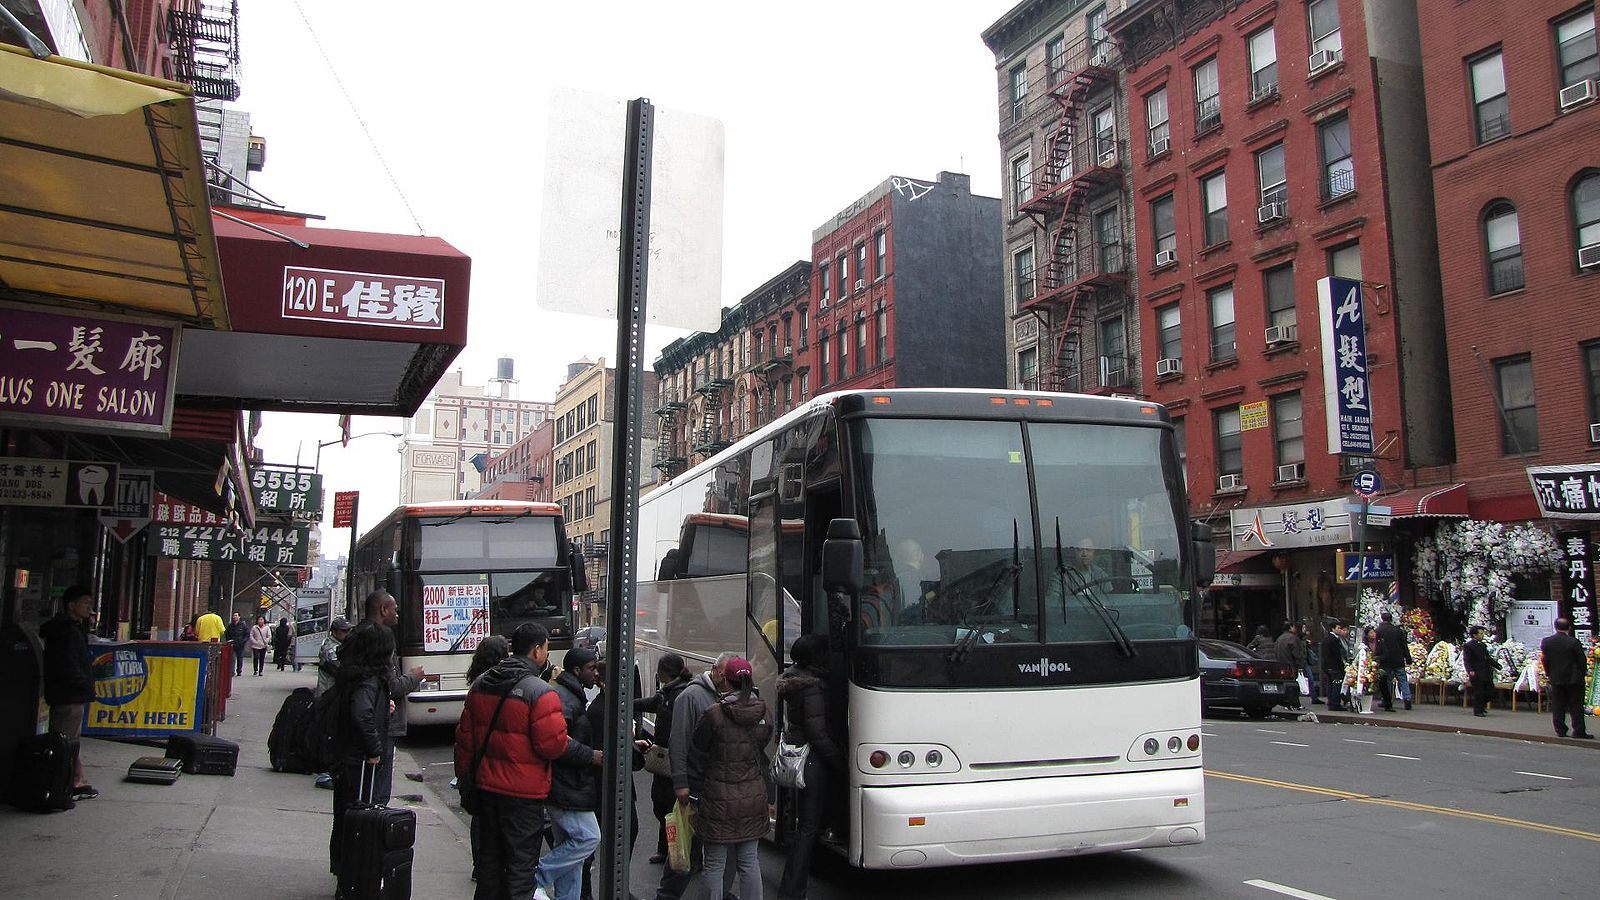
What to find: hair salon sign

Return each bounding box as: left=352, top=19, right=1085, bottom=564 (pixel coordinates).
left=0, top=306, right=178, bottom=436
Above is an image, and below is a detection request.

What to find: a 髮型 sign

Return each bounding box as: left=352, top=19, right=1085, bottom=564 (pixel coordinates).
left=1318, top=276, right=1373, bottom=455
left=281, top=266, right=445, bottom=330
left=0, top=306, right=178, bottom=436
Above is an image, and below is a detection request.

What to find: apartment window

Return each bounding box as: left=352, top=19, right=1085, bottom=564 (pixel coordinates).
left=1585, top=342, right=1600, bottom=438
left=799, top=370, right=810, bottom=399
left=1209, top=284, right=1237, bottom=361
left=1470, top=51, right=1510, bottom=143
left=1256, top=142, right=1287, bottom=209
left=1272, top=392, right=1305, bottom=471
left=1484, top=201, right=1525, bottom=294
left=874, top=229, right=887, bottom=279
left=837, top=254, right=849, bottom=297
left=1264, top=264, right=1297, bottom=331
left=493, top=409, right=502, bottom=424
left=1152, top=194, right=1177, bottom=259
left=1088, top=6, right=1110, bottom=60
left=1099, top=316, right=1126, bottom=387
left=1249, top=27, right=1279, bottom=98
left=1018, top=346, right=1039, bottom=388
left=586, top=486, right=597, bottom=518
left=837, top=330, right=848, bottom=381
left=1202, top=170, right=1229, bottom=246
left=1194, top=58, right=1221, bottom=132
left=1496, top=355, right=1538, bottom=453
left=492, top=432, right=502, bottom=445
left=855, top=319, right=867, bottom=375
left=1146, top=88, right=1170, bottom=154
left=1173, top=418, right=1188, bottom=484
left=820, top=264, right=830, bottom=305
left=1308, top=0, right=1342, bottom=56
left=783, top=318, right=793, bottom=349
left=1093, top=106, right=1117, bottom=161
left=1329, top=241, right=1362, bottom=280
left=1576, top=173, right=1600, bottom=249
left=855, top=244, right=868, bottom=286
left=1319, top=115, right=1355, bottom=199
left=1014, top=245, right=1036, bottom=300
left=1215, top=406, right=1243, bottom=478
left=1012, top=151, right=1033, bottom=209
left=1010, top=63, right=1028, bottom=123
left=819, top=330, right=830, bottom=386
left=1094, top=206, right=1122, bottom=273
left=1157, top=303, right=1182, bottom=364
left=875, top=307, right=888, bottom=362
left=1557, top=9, right=1599, bottom=88
left=1046, top=35, right=1066, bottom=85
left=753, top=331, right=764, bottom=363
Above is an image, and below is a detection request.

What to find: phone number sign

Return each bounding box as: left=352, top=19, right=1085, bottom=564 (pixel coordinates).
left=421, top=582, right=489, bottom=652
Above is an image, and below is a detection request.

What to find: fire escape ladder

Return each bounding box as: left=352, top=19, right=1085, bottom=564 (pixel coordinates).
left=1052, top=293, right=1088, bottom=393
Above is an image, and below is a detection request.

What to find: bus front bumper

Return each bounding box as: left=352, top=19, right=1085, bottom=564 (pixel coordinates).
left=857, top=765, right=1204, bottom=869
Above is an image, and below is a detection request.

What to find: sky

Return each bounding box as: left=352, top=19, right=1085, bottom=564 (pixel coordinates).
left=239, top=0, right=1020, bottom=541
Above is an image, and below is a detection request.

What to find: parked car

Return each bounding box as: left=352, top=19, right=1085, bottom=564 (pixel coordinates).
left=573, top=624, right=607, bottom=651
left=1198, top=638, right=1298, bottom=719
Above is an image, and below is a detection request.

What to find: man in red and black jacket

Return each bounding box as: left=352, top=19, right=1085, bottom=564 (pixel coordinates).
left=455, top=623, right=580, bottom=900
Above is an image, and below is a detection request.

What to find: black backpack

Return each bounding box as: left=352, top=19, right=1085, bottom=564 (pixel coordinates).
left=295, top=681, right=348, bottom=771
left=268, top=687, right=317, bottom=773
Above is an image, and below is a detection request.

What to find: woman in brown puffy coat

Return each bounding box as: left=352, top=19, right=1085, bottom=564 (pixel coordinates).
left=689, top=655, right=771, bottom=900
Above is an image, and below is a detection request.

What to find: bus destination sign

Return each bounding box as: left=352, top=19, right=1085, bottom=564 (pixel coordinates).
left=421, top=581, right=490, bottom=652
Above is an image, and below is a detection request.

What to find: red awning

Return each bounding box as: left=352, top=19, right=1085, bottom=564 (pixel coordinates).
left=1378, top=483, right=1469, bottom=518
left=1215, top=547, right=1275, bottom=573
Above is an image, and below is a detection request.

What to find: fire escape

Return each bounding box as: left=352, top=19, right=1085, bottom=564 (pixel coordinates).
left=691, top=365, right=732, bottom=457
left=652, top=387, right=687, bottom=479
left=1014, top=38, right=1125, bottom=393
left=168, top=2, right=241, bottom=102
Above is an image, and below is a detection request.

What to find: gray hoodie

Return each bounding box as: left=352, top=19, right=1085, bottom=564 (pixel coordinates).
left=668, top=670, right=722, bottom=793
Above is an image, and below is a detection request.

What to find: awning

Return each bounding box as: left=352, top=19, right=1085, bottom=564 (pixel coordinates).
left=1379, top=483, right=1469, bottom=519
left=1215, top=547, right=1276, bottom=573
left=0, top=45, right=226, bottom=327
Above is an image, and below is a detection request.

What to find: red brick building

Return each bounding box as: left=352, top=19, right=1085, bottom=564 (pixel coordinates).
left=476, top=418, right=554, bottom=503
left=1417, top=0, right=1600, bottom=524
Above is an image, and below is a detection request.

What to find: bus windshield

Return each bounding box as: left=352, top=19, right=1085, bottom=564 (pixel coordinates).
left=414, top=514, right=561, bottom=570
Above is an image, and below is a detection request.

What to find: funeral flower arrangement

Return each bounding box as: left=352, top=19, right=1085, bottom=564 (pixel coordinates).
left=1402, top=608, right=1436, bottom=646
left=1411, top=520, right=1562, bottom=629
left=1355, top=587, right=1399, bottom=629
left=1423, top=641, right=1465, bottom=684
left=1492, top=639, right=1530, bottom=682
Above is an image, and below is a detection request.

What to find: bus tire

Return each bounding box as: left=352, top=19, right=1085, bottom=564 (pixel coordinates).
left=1244, top=705, right=1272, bottom=720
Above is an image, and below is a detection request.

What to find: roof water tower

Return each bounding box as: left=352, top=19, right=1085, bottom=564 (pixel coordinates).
left=489, top=356, right=518, bottom=399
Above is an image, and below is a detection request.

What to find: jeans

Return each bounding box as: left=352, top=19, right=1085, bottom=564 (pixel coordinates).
left=538, top=807, right=600, bottom=900
left=232, top=643, right=246, bottom=676
left=701, top=840, right=761, bottom=900
left=1303, top=663, right=1321, bottom=703
left=475, top=790, right=547, bottom=900
left=779, top=754, right=828, bottom=899
left=1377, top=667, right=1408, bottom=709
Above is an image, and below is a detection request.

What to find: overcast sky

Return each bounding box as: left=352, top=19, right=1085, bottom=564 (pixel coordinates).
left=240, top=0, right=1019, bottom=540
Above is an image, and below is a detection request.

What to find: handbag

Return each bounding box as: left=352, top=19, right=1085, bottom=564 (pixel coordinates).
left=457, top=690, right=510, bottom=815
left=769, top=702, right=809, bottom=790
left=643, top=742, right=672, bottom=778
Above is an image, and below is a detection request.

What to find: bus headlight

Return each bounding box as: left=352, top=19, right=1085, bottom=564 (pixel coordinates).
left=925, top=750, right=943, bottom=767
left=1144, top=738, right=1160, bottom=755
left=1168, top=736, right=1182, bottom=753
left=897, top=751, right=915, bottom=768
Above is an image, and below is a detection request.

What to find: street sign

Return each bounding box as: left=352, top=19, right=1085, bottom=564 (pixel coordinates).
left=1353, top=468, right=1382, bottom=498
left=333, top=490, right=358, bottom=528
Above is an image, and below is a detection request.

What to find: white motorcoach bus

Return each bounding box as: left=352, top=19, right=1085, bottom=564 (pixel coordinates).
left=635, top=388, right=1213, bottom=869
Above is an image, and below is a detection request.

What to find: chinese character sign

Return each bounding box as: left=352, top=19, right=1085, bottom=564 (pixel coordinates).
left=145, top=524, right=242, bottom=560
left=0, top=307, right=178, bottom=436
left=282, top=266, right=446, bottom=331
left=0, top=457, right=119, bottom=509
left=251, top=468, right=323, bottom=519
left=153, top=491, right=227, bottom=526
left=1336, top=550, right=1396, bottom=583
left=420, top=581, right=490, bottom=652
left=1526, top=464, right=1600, bottom=520
left=1318, top=276, right=1373, bottom=455
left=1555, top=530, right=1598, bottom=645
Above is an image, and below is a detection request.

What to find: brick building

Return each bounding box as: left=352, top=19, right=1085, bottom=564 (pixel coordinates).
left=476, top=417, right=554, bottom=503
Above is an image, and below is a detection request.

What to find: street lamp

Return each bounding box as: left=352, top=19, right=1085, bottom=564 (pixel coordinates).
left=313, top=430, right=403, bottom=472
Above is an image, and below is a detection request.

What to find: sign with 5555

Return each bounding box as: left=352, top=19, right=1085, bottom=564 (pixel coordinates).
left=251, top=468, right=322, bottom=518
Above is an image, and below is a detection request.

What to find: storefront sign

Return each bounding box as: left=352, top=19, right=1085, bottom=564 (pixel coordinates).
left=332, top=490, right=358, bottom=528
left=281, top=265, right=446, bottom=330
left=154, top=491, right=227, bottom=526
left=1556, top=530, right=1597, bottom=646
left=410, top=448, right=455, bottom=469
left=420, top=581, right=490, bottom=652
left=146, top=522, right=310, bottom=565
left=251, top=467, right=322, bottom=520
left=1231, top=498, right=1355, bottom=550
left=82, top=643, right=207, bottom=737
left=0, top=306, right=178, bottom=436
left=1336, top=550, right=1395, bottom=583
left=1318, top=276, right=1374, bottom=455
left=238, top=524, right=311, bottom=566
left=0, top=456, right=118, bottom=508
left=1527, top=464, right=1600, bottom=520
left=100, top=468, right=154, bottom=543
left=1507, top=600, right=1559, bottom=649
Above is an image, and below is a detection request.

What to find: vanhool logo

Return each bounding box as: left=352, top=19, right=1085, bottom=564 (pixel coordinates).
left=1017, top=657, right=1072, bottom=676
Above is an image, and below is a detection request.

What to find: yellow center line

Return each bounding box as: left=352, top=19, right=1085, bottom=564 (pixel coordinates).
left=1207, top=770, right=1600, bottom=844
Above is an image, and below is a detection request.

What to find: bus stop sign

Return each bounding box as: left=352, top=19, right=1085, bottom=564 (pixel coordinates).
left=1353, top=469, right=1382, bottom=499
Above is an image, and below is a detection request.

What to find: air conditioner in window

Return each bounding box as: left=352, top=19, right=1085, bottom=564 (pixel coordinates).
left=1590, top=422, right=1600, bottom=443
left=1218, top=473, right=1243, bottom=491
left=1155, top=248, right=1178, bottom=267
left=1560, top=79, right=1597, bottom=110
left=1257, top=201, right=1286, bottom=224
left=1264, top=324, right=1298, bottom=345
left=1155, top=357, right=1182, bottom=377
left=1579, top=243, right=1600, bottom=269
left=818, top=299, right=829, bottom=309
left=1097, top=147, right=1118, bottom=167
left=1090, top=50, right=1110, bottom=67
left=782, top=345, right=792, bottom=357
left=854, top=279, right=865, bottom=292
left=1308, top=48, right=1342, bottom=73
left=1276, top=462, right=1305, bottom=483
left=1150, top=136, right=1170, bottom=156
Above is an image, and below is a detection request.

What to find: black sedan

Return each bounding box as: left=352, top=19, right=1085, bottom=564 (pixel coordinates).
left=1198, top=638, right=1299, bottom=719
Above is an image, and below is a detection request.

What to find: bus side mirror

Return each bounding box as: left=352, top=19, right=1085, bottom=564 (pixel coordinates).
left=822, top=518, right=863, bottom=597
left=570, top=540, right=590, bottom=592
left=383, top=563, right=400, bottom=593
left=1191, top=520, right=1215, bottom=588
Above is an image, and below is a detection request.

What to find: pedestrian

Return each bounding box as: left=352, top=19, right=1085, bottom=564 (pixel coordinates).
left=272, top=617, right=292, bottom=670
left=1274, top=624, right=1307, bottom=710
left=195, top=608, right=225, bottom=643
left=1463, top=625, right=1499, bottom=717
left=580, top=646, right=644, bottom=900
left=40, top=585, right=98, bottom=801
left=1374, top=612, right=1412, bottom=711
left=689, top=656, right=770, bottom=900
left=653, top=652, right=737, bottom=900
left=361, top=590, right=425, bottom=753
left=454, top=624, right=573, bottom=900
left=776, top=634, right=845, bottom=900
left=1302, top=621, right=1323, bottom=706
left=327, top=619, right=393, bottom=880
left=180, top=620, right=199, bottom=641
left=1320, top=623, right=1351, bottom=711
left=463, top=634, right=512, bottom=882
left=1541, top=617, right=1594, bottom=739
left=225, top=612, right=250, bottom=676
left=1246, top=625, right=1275, bottom=656
left=535, top=647, right=605, bottom=900
left=248, top=614, right=271, bottom=676
left=636, top=654, right=693, bottom=865
left=316, top=617, right=353, bottom=698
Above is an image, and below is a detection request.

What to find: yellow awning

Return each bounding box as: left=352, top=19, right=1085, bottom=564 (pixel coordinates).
left=0, top=44, right=227, bottom=328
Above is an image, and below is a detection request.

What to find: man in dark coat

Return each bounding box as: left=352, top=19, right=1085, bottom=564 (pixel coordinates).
left=538, top=647, right=604, bottom=900
left=358, top=590, right=424, bottom=803
left=224, top=612, right=250, bottom=676
left=1374, top=612, right=1413, bottom=711
left=1321, top=623, right=1352, bottom=711
left=40, top=584, right=97, bottom=800
left=1463, top=625, right=1500, bottom=717
left=1541, top=617, right=1594, bottom=738
left=1274, top=624, right=1307, bottom=710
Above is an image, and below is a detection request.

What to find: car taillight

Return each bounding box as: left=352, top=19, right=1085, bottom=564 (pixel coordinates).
left=1231, top=662, right=1255, bottom=678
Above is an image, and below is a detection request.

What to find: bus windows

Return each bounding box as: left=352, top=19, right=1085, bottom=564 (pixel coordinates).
left=488, top=571, right=567, bottom=639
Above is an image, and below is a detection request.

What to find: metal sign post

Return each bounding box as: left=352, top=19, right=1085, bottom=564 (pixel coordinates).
left=600, top=97, right=652, bottom=900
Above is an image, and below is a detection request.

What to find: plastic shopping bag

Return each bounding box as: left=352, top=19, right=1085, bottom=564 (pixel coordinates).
left=1296, top=673, right=1310, bottom=696
left=666, top=799, right=696, bottom=874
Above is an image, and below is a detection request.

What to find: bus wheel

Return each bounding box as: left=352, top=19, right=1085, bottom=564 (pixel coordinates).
left=1244, top=705, right=1272, bottom=719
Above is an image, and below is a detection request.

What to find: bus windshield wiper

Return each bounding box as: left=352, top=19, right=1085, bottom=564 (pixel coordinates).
left=448, top=606, right=486, bottom=653
left=949, top=521, right=1022, bottom=665
left=1054, top=518, right=1136, bottom=658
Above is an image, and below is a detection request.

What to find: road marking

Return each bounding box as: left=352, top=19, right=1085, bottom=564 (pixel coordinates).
left=1515, top=771, right=1572, bottom=781
left=1375, top=753, right=1420, bottom=761
left=1208, top=770, right=1600, bottom=844
left=1255, top=728, right=1288, bottom=735
left=1270, top=741, right=1309, bottom=748
left=1342, top=739, right=1376, bottom=745
left=1245, top=879, right=1339, bottom=900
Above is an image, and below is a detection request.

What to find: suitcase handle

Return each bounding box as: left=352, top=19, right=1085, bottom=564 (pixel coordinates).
left=359, top=758, right=380, bottom=806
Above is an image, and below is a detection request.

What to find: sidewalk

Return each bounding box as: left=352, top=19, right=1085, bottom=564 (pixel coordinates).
left=1308, top=688, right=1600, bottom=749
left=0, top=668, right=474, bottom=900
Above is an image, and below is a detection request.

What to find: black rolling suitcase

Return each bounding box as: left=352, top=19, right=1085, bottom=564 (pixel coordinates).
left=166, top=732, right=239, bottom=776
left=7, top=732, right=76, bottom=812
left=268, top=687, right=316, bottom=773
left=338, top=762, right=415, bottom=900
left=127, top=755, right=183, bottom=785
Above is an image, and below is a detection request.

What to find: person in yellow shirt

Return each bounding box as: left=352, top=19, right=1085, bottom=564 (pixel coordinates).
left=195, top=609, right=226, bottom=643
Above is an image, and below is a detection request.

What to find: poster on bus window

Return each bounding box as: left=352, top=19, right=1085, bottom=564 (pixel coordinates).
left=421, top=581, right=490, bottom=652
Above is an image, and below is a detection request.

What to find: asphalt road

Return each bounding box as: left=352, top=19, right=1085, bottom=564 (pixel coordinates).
left=403, top=711, right=1600, bottom=899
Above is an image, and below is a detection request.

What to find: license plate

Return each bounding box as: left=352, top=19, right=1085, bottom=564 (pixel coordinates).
left=1259, top=683, right=1282, bottom=694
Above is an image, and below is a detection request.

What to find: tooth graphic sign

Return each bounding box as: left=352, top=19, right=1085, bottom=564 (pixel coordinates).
left=0, top=456, right=120, bottom=509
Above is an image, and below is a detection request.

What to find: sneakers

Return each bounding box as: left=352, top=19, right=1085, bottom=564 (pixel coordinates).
left=70, top=784, right=99, bottom=800
left=1473, top=711, right=1488, bottom=717
left=533, top=887, right=552, bottom=900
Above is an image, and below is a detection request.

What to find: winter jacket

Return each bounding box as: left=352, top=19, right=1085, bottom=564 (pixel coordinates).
left=1274, top=632, right=1306, bottom=668
left=1464, top=638, right=1500, bottom=683
left=1375, top=623, right=1412, bottom=668
left=548, top=670, right=601, bottom=810
left=40, top=612, right=93, bottom=706
left=316, top=634, right=342, bottom=697
left=690, top=692, right=772, bottom=844
left=636, top=676, right=692, bottom=748
left=453, top=655, right=572, bottom=801
left=342, top=674, right=390, bottom=761
left=1320, top=632, right=1350, bottom=673
left=272, top=622, right=292, bottom=652
left=1541, top=631, right=1587, bottom=685
left=775, top=665, right=843, bottom=767
left=225, top=620, right=250, bottom=648
left=670, top=672, right=723, bottom=794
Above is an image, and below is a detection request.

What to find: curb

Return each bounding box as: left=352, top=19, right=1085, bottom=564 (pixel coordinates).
left=1311, top=711, right=1600, bottom=750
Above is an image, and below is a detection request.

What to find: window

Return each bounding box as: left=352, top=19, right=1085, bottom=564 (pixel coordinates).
left=1088, top=6, right=1110, bottom=60
left=876, top=307, right=888, bottom=362
left=1557, top=9, right=1599, bottom=88
left=1320, top=115, right=1355, bottom=199
left=820, top=264, right=830, bottom=304
left=837, top=330, right=848, bottom=382
left=1576, top=173, right=1600, bottom=249
left=1256, top=142, right=1287, bottom=209
left=856, top=244, right=868, bottom=285
left=1249, top=27, right=1279, bottom=99
left=1585, top=342, right=1600, bottom=438
left=1308, top=0, right=1342, bottom=56
left=1018, top=346, right=1039, bottom=388
left=1014, top=245, right=1036, bottom=300
left=1329, top=241, right=1362, bottom=279
left=855, top=319, right=867, bottom=375
left=1094, top=206, right=1121, bottom=273
left=819, top=330, right=830, bottom=387
left=800, top=370, right=809, bottom=399
left=1214, top=406, right=1243, bottom=478
left=1157, top=303, right=1182, bottom=364
left=1272, top=392, right=1304, bottom=471
left=586, top=486, right=597, bottom=518
left=1484, top=202, right=1525, bottom=294
left=1012, top=151, right=1033, bottom=209
left=1173, top=418, right=1188, bottom=484
left=1152, top=194, right=1177, bottom=259
left=1093, top=106, right=1117, bottom=161
left=1010, top=63, right=1028, bottom=123
left=1046, top=35, right=1066, bottom=86
left=1099, top=316, right=1126, bottom=387
left=799, top=308, right=809, bottom=347
left=1146, top=88, right=1170, bottom=153
left=1209, top=284, right=1237, bottom=361
left=753, top=330, right=764, bottom=363
left=1202, top=170, right=1229, bottom=245
left=1470, top=51, right=1510, bottom=143
left=874, top=229, right=887, bottom=279
left=1194, top=58, right=1221, bottom=132
left=1264, top=264, right=1296, bottom=331
left=1495, top=355, right=1538, bottom=453
left=783, top=317, right=792, bottom=349
left=837, top=254, right=849, bottom=297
